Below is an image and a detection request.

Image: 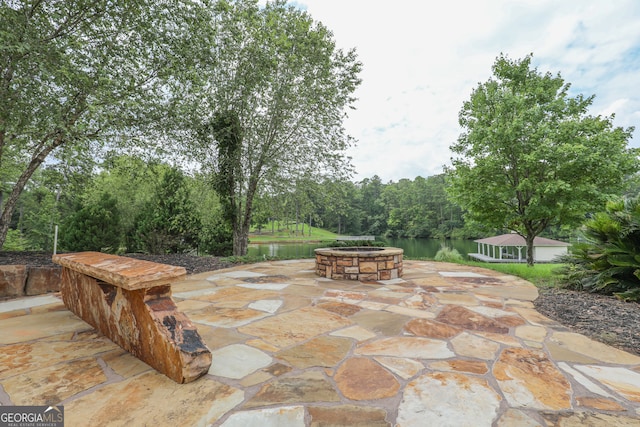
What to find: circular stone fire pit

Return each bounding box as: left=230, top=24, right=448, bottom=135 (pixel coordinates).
left=314, top=247, right=403, bottom=281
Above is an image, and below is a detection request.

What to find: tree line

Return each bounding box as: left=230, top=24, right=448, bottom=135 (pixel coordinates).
left=1, top=156, right=468, bottom=254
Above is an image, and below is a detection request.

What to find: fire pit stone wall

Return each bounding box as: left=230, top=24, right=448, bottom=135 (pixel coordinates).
left=314, top=247, right=403, bottom=281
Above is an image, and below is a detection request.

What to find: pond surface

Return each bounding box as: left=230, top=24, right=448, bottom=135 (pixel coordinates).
left=247, top=238, right=478, bottom=259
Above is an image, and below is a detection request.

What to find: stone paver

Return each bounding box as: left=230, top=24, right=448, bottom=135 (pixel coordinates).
left=1, top=259, right=640, bottom=426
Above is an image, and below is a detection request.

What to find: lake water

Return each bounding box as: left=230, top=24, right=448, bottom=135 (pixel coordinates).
left=247, top=238, right=478, bottom=259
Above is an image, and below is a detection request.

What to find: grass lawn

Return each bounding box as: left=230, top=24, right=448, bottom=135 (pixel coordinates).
left=249, top=222, right=338, bottom=243
left=465, top=261, right=564, bottom=288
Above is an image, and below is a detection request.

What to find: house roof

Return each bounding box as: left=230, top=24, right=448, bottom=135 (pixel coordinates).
left=474, top=233, right=570, bottom=247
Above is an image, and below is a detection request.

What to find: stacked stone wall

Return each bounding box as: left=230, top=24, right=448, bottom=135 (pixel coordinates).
left=0, top=265, right=61, bottom=298
left=315, top=248, right=403, bottom=281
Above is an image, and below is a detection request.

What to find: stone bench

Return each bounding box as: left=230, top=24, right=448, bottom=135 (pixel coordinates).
left=52, top=252, right=211, bottom=384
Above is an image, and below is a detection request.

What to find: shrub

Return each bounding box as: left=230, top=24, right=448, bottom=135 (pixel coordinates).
left=434, top=245, right=463, bottom=262
left=558, top=197, right=640, bottom=301
left=2, top=229, right=28, bottom=251
left=59, top=193, right=122, bottom=253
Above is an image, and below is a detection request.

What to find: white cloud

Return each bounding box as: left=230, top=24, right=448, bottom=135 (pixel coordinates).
left=298, top=0, right=640, bottom=182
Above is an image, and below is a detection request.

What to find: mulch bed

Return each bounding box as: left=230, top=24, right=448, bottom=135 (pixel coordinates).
left=534, top=288, right=640, bottom=356
left=1, top=251, right=638, bottom=356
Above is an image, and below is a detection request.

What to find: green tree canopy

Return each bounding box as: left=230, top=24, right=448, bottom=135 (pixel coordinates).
left=0, top=0, right=210, bottom=248
left=195, top=0, right=362, bottom=255
left=447, top=54, right=639, bottom=265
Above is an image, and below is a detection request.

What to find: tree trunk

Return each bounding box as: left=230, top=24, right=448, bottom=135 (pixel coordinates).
left=0, top=133, right=69, bottom=247
left=232, top=228, right=249, bottom=256
left=525, top=234, right=535, bottom=267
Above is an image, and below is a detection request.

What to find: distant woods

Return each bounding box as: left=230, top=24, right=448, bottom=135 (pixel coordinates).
left=0, top=157, right=463, bottom=254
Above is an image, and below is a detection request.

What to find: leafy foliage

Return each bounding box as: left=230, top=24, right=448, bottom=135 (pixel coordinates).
left=434, top=245, right=463, bottom=262
left=59, top=193, right=121, bottom=253
left=559, top=198, right=640, bottom=301
left=447, top=54, right=639, bottom=265
left=130, top=168, right=201, bottom=254
left=195, top=0, right=362, bottom=255
left=0, top=0, right=210, bottom=248
left=1, top=229, right=28, bottom=251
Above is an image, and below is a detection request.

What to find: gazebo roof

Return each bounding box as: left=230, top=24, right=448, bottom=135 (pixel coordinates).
left=474, top=233, right=570, bottom=247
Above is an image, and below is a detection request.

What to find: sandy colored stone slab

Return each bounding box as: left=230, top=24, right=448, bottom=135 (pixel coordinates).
left=493, top=347, right=572, bottom=410
left=350, top=310, right=412, bottom=336
left=208, top=344, right=272, bottom=379
left=433, top=292, right=479, bottom=306
left=239, top=307, right=351, bottom=348
left=474, top=286, right=538, bottom=301
left=245, top=371, right=340, bottom=408
left=53, top=252, right=186, bottom=290
left=0, top=294, right=62, bottom=314
left=397, top=372, right=502, bottom=427
left=221, top=406, right=305, bottom=427
left=429, top=359, right=489, bottom=375
left=450, top=332, right=501, bottom=360
left=335, top=357, right=400, bottom=400
left=59, top=268, right=211, bottom=383
left=374, top=356, right=425, bottom=379
left=557, top=362, right=614, bottom=398
left=515, top=325, right=547, bottom=342
left=315, top=301, right=362, bottom=316
left=64, top=372, right=244, bottom=426
left=404, top=318, right=462, bottom=339
left=0, top=310, right=88, bottom=344
left=101, top=350, right=152, bottom=378
left=277, top=336, right=352, bottom=369
left=189, top=305, right=270, bottom=327
left=540, top=412, right=640, bottom=426
left=551, top=331, right=640, bottom=365
left=356, top=337, right=454, bottom=359
left=330, top=325, right=377, bottom=342
left=435, top=305, right=510, bottom=334
left=308, top=405, right=390, bottom=427
left=575, top=365, right=640, bottom=402
left=384, top=305, right=436, bottom=319
left=0, top=338, right=116, bottom=379
left=577, top=396, right=627, bottom=411
left=496, top=408, right=543, bottom=426
left=545, top=341, right=599, bottom=364
left=3, top=357, right=107, bottom=405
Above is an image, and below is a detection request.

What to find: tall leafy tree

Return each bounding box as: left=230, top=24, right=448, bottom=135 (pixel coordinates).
left=448, top=54, right=639, bottom=265
left=0, top=0, right=209, bottom=249
left=196, top=0, right=361, bottom=255
left=131, top=167, right=201, bottom=254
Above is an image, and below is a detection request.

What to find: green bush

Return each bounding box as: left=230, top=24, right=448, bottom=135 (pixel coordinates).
left=129, top=168, right=201, bottom=254
left=198, top=217, right=233, bottom=256
left=558, top=197, right=640, bottom=301
left=434, top=245, right=463, bottom=262
left=59, top=193, right=122, bottom=253
left=2, top=229, right=29, bottom=251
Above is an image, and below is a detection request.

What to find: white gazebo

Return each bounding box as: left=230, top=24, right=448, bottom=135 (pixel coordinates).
left=469, top=233, right=570, bottom=263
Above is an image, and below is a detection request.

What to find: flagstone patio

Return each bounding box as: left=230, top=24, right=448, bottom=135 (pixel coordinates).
left=1, top=259, right=639, bottom=426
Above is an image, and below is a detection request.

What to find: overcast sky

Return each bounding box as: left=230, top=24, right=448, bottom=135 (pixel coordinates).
left=296, top=0, right=640, bottom=182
